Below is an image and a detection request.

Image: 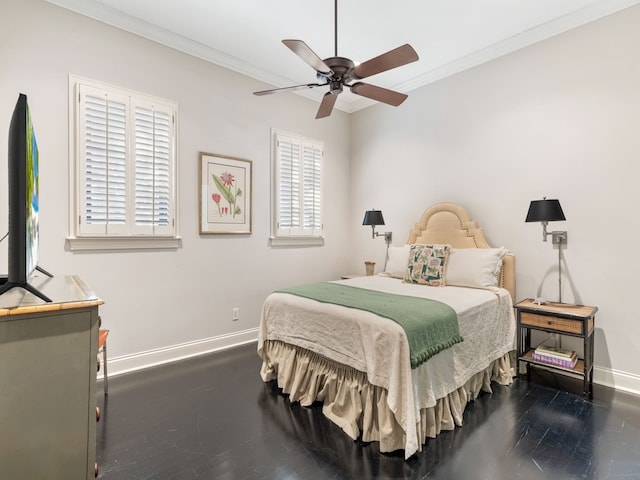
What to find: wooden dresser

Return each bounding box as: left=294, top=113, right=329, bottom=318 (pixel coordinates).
left=0, top=274, right=103, bottom=479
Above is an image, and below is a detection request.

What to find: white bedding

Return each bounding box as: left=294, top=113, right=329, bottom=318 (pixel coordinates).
left=258, top=275, right=516, bottom=457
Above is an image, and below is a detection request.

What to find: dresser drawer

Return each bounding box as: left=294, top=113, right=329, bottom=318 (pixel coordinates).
left=520, top=312, right=583, bottom=334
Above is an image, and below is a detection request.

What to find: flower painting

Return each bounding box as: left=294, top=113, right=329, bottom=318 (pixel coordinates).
left=211, top=170, right=242, bottom=219
left=199, top=152, right=252, bottom=234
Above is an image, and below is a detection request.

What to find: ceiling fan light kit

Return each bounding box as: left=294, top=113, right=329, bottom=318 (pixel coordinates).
left=253, top=0, right=419, bottom=119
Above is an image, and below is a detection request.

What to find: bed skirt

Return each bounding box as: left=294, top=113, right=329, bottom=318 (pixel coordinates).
left=259, top=339, right=513, bottom=457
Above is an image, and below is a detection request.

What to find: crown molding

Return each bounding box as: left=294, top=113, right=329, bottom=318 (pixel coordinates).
left=47, top=0, right=640, bottom=114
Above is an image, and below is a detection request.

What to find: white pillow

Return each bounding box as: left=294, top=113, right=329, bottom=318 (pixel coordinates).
left=382, top=245, right=411, bottom=278
left=445, top=247, right=508, bottom=288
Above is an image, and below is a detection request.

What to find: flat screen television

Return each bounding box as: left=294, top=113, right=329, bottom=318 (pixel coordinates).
left=0, top=94, right=52, bottom=302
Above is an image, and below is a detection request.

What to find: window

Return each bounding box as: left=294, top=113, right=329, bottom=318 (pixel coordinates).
left=271, top=130, right=323, bottom=246
left=68, top=77, right=179, bottom=250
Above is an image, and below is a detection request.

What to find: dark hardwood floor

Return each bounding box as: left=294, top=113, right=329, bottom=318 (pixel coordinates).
left=96, top=343, right=640, bottom=479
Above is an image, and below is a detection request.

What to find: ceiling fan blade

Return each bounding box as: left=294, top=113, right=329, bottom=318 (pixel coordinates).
left=352, top=44, right=419, bottom=80
left=282, top=39, right=332, bottom=75
left=254, top=83, right=324, bottom=96
left=350, top=82, right=408, bottom=106
left=316, top=92, right=338, bottom=119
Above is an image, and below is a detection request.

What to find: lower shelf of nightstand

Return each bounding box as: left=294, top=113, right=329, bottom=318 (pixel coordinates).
left=519, top=350, right=586, bottom=377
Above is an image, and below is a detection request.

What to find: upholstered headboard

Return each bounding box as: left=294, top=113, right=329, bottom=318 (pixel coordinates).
left=406, top=202, right=515, bottom=301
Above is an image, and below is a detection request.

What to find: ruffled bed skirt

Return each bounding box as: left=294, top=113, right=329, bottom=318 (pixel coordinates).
left=259, top=339, right=513, bottom=457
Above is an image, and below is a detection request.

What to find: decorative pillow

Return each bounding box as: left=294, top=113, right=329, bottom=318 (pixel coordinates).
left=403, top=244, right=450, bottom=286
left=445, top=247, right=508, bottom=288
left=382, top=245, right=411, bottom=278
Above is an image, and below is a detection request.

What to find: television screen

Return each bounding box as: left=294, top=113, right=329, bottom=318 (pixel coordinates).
left=0, top=94, right=51, bottom=302
left=25, top=100, right=39, bottom=278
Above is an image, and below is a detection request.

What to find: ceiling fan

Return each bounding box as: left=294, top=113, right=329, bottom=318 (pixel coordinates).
left=253, top=0, right=419, bottom=119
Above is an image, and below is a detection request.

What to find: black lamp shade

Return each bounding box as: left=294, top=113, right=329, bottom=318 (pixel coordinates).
left=525, top=199, right=566, bottom=222
left=362, top=210, right=385, bottom=226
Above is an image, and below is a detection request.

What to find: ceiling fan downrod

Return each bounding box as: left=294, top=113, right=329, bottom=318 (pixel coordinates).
left=334, top=0, right=338, bottom=57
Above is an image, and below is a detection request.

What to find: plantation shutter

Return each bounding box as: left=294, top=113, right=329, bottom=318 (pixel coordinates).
left=302, top=143, right=322, bottom=234
left=76, top=80, right=177, bottom=239
left=276, top=136, right=301, bottom=234
left=79, top=84, right=128, bottom=235
left=275, top=132, right=323, bottom=237
left=131, top=100, right=174, bottom=235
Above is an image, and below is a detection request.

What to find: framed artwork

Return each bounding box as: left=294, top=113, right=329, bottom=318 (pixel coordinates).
left=199, top=152, right=252, bottom=234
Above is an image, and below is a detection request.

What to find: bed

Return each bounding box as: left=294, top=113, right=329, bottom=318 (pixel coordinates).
left=257, top=202, right=516, bottom=459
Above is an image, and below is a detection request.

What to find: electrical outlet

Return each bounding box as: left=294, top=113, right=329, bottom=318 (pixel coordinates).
left=232, top=307, right=239, bottom=321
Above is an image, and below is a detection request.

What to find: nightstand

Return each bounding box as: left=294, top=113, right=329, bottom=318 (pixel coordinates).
left=515, top=299, right=598, bottom=399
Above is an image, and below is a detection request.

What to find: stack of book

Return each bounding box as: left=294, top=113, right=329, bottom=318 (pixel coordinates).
left=532, top=344, right=578, bottom=368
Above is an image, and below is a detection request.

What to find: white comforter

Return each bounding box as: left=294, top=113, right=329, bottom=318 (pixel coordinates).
left=258, top=275, right=515, bottom=457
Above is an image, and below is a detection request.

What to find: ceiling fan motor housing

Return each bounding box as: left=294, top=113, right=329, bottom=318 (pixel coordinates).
left=318, top=57, right=356, bottom=83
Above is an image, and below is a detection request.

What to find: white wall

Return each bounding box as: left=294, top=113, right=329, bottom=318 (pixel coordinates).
left=349, top=5, right=640, bottom=393
left=3, top=0, right=639, bottom=394
left=0, top=0, right=351, bottom=371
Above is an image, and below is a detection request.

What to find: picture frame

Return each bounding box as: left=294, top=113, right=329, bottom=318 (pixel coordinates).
left=199, top=152, right=252, bottom=234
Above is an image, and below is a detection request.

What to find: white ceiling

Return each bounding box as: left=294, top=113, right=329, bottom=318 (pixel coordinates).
left=47, top=0, right=639, bottom=113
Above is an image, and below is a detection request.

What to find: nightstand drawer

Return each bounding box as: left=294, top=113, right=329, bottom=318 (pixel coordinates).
left=520, top=312, right=583, bottom=334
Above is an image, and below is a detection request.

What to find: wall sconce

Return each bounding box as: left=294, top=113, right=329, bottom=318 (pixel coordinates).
left=362, top=209, right=392, bottom=271
left=362, top=209, right=392, bottom=244
left=525, top=198, right=567, bottom=302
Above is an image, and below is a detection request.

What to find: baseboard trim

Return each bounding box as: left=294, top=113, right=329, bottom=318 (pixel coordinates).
left=101, top=328, right=259, bottom=378
left=594, top=365, right=640, bottom=397
left=101, top=334, right=640, bottom=399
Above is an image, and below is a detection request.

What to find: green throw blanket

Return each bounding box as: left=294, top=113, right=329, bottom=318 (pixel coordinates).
left=276, top=282, right=463, bottom=368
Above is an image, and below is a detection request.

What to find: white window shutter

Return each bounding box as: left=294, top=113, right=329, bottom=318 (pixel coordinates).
left=78, top=84, right=129, bottom=235
left=302, top=143, right=322, bottom=235
left=74, top=78, right=177, bottom=243
left=274, top=131, right=323, bottom=238
left=276, top=136, right=301, bottom=235
left=131, top=99, right=175, bottom=235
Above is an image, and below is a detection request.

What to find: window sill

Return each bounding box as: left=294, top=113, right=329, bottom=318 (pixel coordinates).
left=269, top=236, right=324, bottom=247
left=66, top=236, right=182, bottom=251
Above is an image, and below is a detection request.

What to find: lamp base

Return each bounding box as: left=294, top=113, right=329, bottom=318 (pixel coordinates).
left=364, top=261, right=375, bottom=276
